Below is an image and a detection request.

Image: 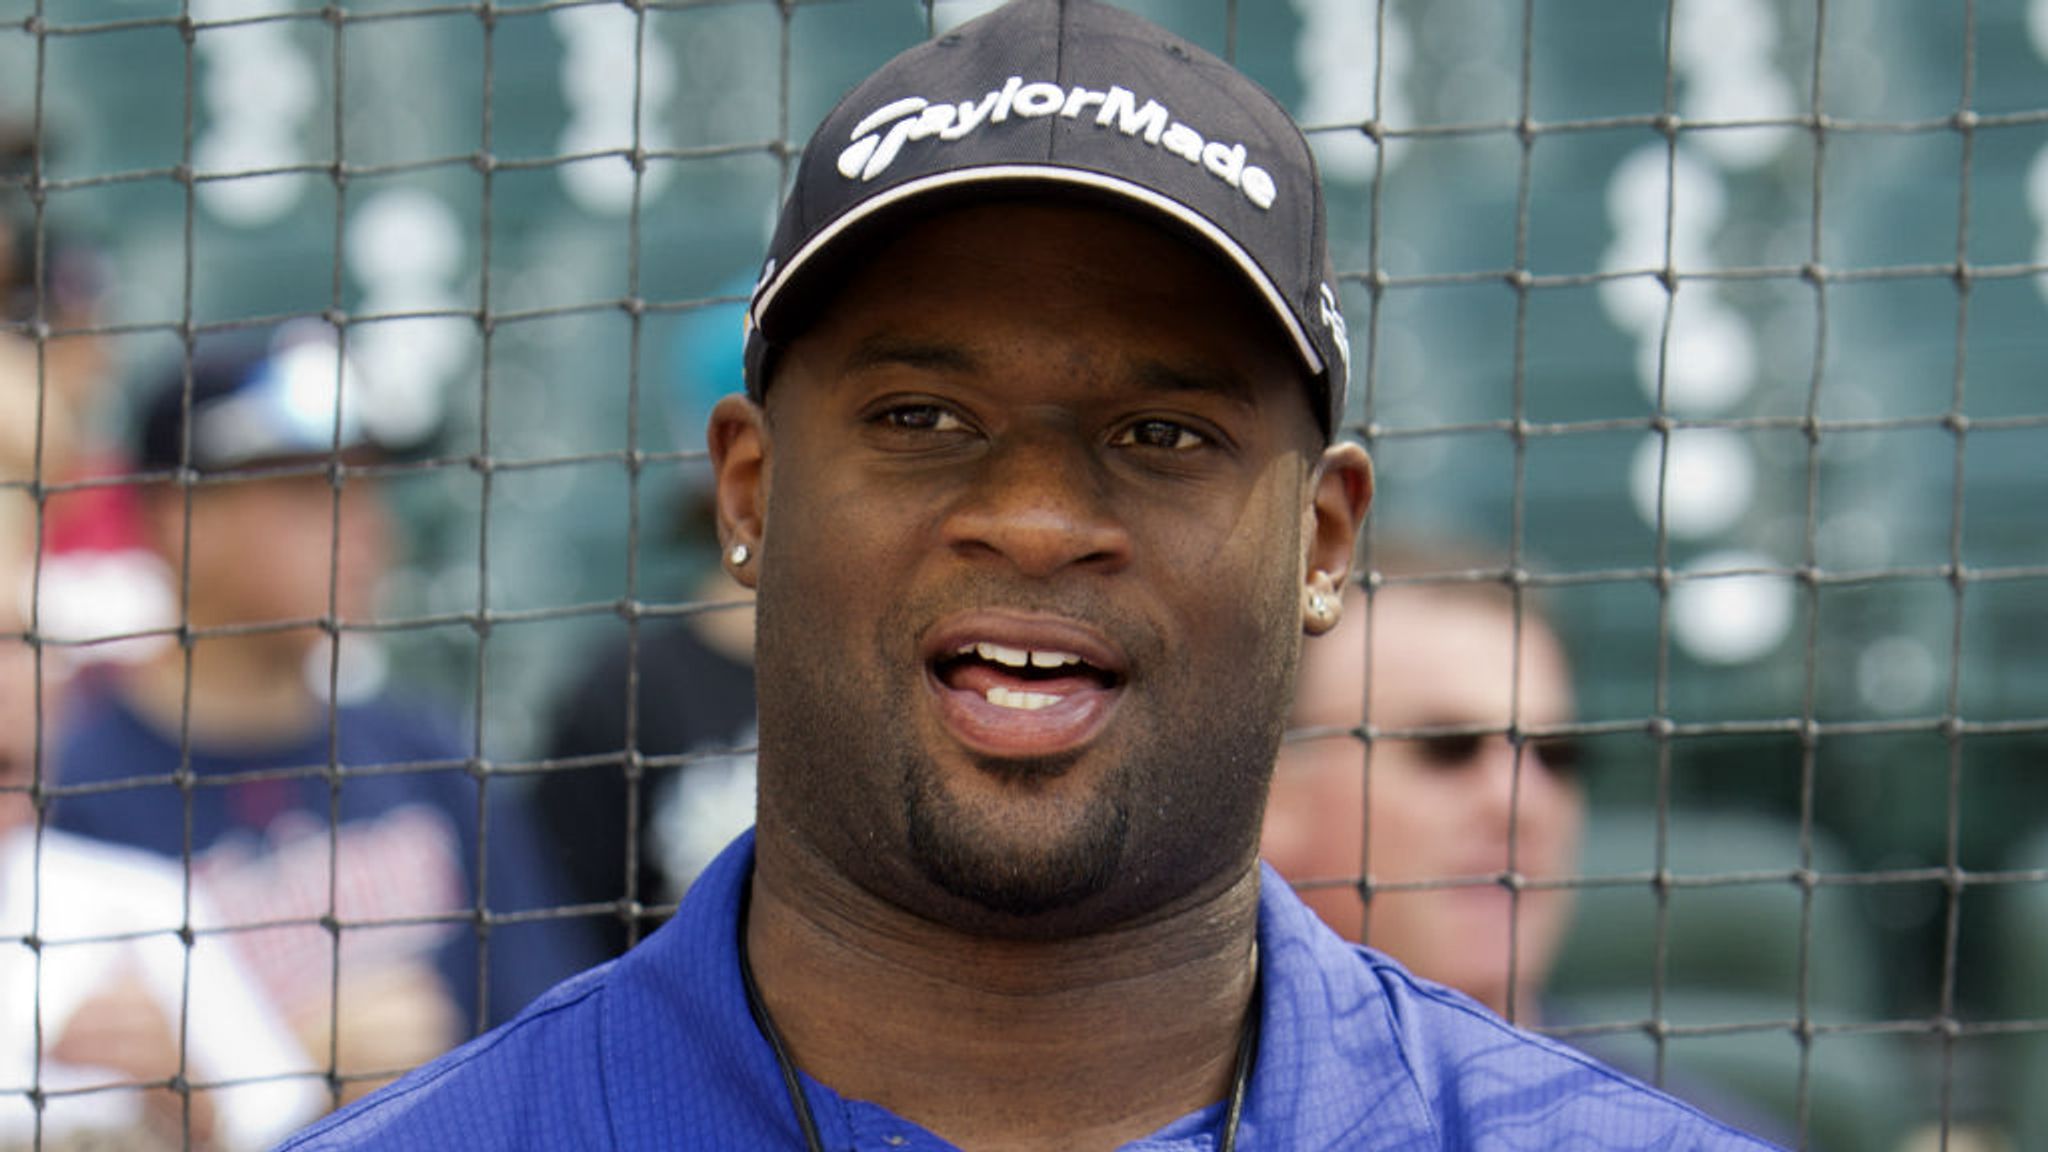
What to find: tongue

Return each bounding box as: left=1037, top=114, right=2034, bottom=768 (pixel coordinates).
left=943, top=662, right=1105, bottom=699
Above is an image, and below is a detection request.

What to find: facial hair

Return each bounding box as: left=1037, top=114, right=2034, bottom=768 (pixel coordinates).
left=754, top=560, right=1301, bottom=938
left=902, top=746, right=1131, bottom=918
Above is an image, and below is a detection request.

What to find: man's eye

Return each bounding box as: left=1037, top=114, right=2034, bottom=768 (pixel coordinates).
left=1530, top=736, right=1583, bottom=779
left=877, top=404, right=965, bottom=433
left=1414, top=733, right=1483, bottom=771
left=1114, top=419, right=1208, bottom=451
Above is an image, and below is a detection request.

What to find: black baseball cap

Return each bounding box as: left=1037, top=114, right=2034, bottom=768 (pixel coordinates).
left=137, top=321, right=378, bottom=474
left=741, top=0, right=1351, bottom=439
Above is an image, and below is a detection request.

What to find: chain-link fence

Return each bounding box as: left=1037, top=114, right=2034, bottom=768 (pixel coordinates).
left=2, top=1, right=2045, bottom=1148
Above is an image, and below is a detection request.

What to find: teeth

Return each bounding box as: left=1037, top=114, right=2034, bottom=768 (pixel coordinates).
left=975, top=641, right=1032, bottom=668
left=986, top=687, right=1064, bottom=711
left=966, top=641, right=1083, bottom=670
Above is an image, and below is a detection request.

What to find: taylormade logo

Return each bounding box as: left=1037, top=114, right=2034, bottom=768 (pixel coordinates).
left=836, top=78, right=1279, bottom=211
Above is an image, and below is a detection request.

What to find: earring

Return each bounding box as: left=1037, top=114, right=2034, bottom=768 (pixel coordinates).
left=728, top=542, right=751, bottom=567
left=1309, top=591, right=1330, bottom=621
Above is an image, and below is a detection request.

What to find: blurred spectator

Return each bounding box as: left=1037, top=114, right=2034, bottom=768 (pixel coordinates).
left=1262, top=538, right=1797, bottom=1143
left=1261, top=540, right=1583, bottom=1023
left=1, top=337, right=322, bottom=1150
left=3, top=122, right=176, bottom=670
left=0, top=328, right=71, bottom=495
left=1, top=126, right=80, bottom=507
left=537, top=604, right=754, bottom=959
left=537, top=285, right=756, bottom=959
left=1, top=192, right=106, bottom=456
left=50, top=324, right=593, bottom=1103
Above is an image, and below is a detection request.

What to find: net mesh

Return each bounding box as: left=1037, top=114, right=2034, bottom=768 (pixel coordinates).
left=1, top=0, right=2045, bottom=1148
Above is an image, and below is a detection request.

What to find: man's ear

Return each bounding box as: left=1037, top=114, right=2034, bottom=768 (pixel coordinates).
left=707, top=394, right=769, bottom=591
left=1301, top=441, right=1372, bottom=636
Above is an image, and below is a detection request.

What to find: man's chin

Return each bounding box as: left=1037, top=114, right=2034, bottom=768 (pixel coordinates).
left=903, top=786, right=1131, bottom=928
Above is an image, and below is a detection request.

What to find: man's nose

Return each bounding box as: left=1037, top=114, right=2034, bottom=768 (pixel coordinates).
left=1475, top=740, right=1532, bottom=829
left=940, top=429, right=1131, bottom=578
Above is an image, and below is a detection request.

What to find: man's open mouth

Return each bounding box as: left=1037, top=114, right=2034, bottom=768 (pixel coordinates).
left=932, top=641, right=1122, bottom=712
left=920, top=615, right=1130, bottom=759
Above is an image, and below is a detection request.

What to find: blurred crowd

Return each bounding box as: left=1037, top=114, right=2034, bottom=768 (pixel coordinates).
left=1, top=115, right=776, bottom=1144
left=3, top=132, right=596, bottom=1147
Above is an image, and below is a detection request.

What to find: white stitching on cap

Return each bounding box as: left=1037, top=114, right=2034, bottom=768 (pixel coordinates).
left=835, top=77, right=1278, bottom=211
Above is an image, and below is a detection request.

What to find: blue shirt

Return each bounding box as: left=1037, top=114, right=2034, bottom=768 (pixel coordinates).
left=54, top=684, right=594, bottom=1032
left=280, top=831, right=1779, bottom=1150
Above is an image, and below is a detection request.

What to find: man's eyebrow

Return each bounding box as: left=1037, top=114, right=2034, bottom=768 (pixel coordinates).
left=1133, top=360, right=1260, bottom=408
left=842, top=337, right=981, bottom=376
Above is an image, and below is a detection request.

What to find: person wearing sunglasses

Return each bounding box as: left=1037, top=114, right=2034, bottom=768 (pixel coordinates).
left=1261, top=539, right=1585, bottom=1024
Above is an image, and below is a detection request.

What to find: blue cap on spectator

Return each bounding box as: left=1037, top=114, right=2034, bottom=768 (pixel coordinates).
left=138, top=321, right=376, bottom=474
left=665, top=275, right=751, bottom=477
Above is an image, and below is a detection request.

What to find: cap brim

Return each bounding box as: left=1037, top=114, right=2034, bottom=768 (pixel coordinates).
left=748, top=164, right=1325, bottom=383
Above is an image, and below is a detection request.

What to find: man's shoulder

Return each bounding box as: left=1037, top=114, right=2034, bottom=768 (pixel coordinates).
left=1349, top=950, right=1781, bottom=1148
left=1255, top=870, right=1779, bottom=1148
left=277, top=963, right=618, bottom=1150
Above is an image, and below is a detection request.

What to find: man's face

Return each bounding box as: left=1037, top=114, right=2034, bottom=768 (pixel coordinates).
left=721, top=200, right=1367, bottom=937
left=151, top=469, right=391, bottom=653
left=1262, top=589, right=1583, bottom=1017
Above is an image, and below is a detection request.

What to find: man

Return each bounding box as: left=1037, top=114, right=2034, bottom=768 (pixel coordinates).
left=282, top=1, right=1775, bottom=1147
left=52, top=323, right=590, bottom=1102
left=2, top=338, right=321, bottom=1149
left=1261, top=547, right=1808, bottom=1142
left=1, top=136, right=159, bottom=673
left=1261, top=543, right=1586, bottom=1026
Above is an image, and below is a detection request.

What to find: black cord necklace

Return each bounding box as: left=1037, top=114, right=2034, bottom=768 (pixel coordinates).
left=738, top=917, right=1262, bottom=1152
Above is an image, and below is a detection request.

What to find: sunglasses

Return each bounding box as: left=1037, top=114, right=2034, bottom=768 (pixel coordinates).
left=1408, top=732, right=1583, bottom=778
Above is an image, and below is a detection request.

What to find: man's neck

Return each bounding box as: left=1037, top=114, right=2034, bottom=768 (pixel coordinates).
left=125, top=636, right=323, bottom=748
left=743, top=839, right=1263, bottom=1152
